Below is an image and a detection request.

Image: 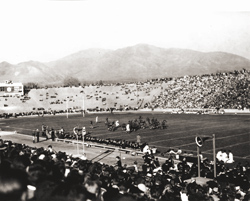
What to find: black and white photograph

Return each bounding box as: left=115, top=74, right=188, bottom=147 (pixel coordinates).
left=0, top=0, right=250, bottom=200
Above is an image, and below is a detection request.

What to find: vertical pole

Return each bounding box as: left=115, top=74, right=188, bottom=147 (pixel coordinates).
left=197, top=145, right=200, bottom=177
left=76, top=133, right=79, bottom=155
left=82, top=136, right=84, bottom=155
left=136, top=84, right=138, bottom=104
left=213, top=134, right=216, bottom=178
left=66, top=99, right=69, bottom=119
left=82, top=129, right=85, bottom=155
left=82, top=93, right=85, bottom=117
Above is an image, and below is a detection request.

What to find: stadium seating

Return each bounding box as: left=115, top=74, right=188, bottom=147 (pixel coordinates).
left=0, top=138, right=249, bottom=201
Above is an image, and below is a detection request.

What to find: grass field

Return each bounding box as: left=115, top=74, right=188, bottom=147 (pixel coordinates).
left=1, top=112, right=250, bottom=162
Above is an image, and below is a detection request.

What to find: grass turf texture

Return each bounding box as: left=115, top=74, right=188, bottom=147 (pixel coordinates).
left=1, top=112, right=250, bottom=162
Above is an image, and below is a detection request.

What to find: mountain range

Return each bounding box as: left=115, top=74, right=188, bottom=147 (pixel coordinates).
left=1, top=44, right=250, bottom=85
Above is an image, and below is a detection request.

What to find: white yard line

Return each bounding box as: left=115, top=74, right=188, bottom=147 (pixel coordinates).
left=204, top=141, right=250, bottom=153
left=1, top=125, right=34, bottom=131
left=242, top=154, right=250, bottom=159
left=147, top=127, right=249, bottom=144
left=174, top=132, right=250, bottom=148
left=124, top=124, right=246, bottom=142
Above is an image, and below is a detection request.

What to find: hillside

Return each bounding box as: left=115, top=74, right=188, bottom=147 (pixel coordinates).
left=1, top=44, right=250, bottom=84
left=0, top=61, right=62, bottom=84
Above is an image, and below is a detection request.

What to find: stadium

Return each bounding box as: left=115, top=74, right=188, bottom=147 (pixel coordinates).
left=1, top=3, right=250, bottom=200
left=1, top=69, right=250, bottom=201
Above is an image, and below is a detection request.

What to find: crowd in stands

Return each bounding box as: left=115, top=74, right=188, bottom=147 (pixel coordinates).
left=151, top=69, right=250, bottom=110
left=2, top=69, right=250, bottom=117
left=0, top=138, right=250, bottom=201
left=0, top=109, right=71, bottom=119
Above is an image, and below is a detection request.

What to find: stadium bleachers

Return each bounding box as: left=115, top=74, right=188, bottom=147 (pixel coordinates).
left=1, top=69, right=250, bottom=200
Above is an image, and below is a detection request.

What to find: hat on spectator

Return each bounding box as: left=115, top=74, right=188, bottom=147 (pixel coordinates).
left=38, top=154, right=45, bottom=160
left=138, top=183, right=147, bottom=193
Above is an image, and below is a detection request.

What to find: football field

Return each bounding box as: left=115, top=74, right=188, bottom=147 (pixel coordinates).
left=1, top=111, right=250, bottom=162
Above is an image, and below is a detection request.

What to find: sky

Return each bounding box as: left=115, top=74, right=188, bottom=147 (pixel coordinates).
left=0, top=0, right=250, bottom=64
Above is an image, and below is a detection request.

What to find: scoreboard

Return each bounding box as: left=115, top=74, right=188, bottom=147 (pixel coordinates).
left=0, top=80, right=23, bottom=96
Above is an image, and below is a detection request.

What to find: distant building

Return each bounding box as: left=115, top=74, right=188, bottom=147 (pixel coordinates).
left=0, top=80, right=24, bottom=96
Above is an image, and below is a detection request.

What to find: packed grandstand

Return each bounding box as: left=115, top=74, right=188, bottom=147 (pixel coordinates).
left=1, top=69, right=250, bottom=115
left=1, top=69, right=250, bottom=201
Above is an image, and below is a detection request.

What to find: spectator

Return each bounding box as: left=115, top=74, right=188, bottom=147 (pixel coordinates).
left=0, top=138, right=249, bottom=201
left=226, top=150, right=234, bottom=163
left=115, top=156, right=122, bottom=168
left=51, top=128, right=55, bottom=141
left=0, top=168, right=28, bottom=201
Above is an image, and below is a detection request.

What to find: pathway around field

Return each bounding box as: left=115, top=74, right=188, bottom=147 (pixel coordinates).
left=0, top=131, right=147, bottom=168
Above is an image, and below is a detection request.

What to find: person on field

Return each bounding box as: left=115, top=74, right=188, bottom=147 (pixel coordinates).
left=45, top=126, right=50, bottom=140
left=126, top=123, right=130, bottom=133
left=60, top=127, right=65, bottom=138
left=32, top=130, right=36, bottom=143
left=36, top=129, right=40, bottom=143
left=41, top=124, right=45, bottom=136
left=115, top=120, right=119, bottom=127
left=96, top=116, right=98, bottom=123
left=90, top=120, right=94, bottom=128
left=51, top=128, right=55, bottom=141
left=137, top=134, right=141, bottom=144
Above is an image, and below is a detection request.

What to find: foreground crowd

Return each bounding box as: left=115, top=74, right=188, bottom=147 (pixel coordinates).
left=0, top=139, right=250, bottom=201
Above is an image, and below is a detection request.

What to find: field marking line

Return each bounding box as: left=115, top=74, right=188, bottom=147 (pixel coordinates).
left=140, top=124, right=249, bottom=139
left=174, top=132, right=250, bottom=148
left=204, top=140, right=250, bottom=153
left=1, top=125, right=34, bottom=131
left=124, top=124, right=248, bottom=142
left=242, top=154, right=250, bottom=159
left=148, top=134, right=202, bottom=144
left=145, top=126, right=250, bottom=144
